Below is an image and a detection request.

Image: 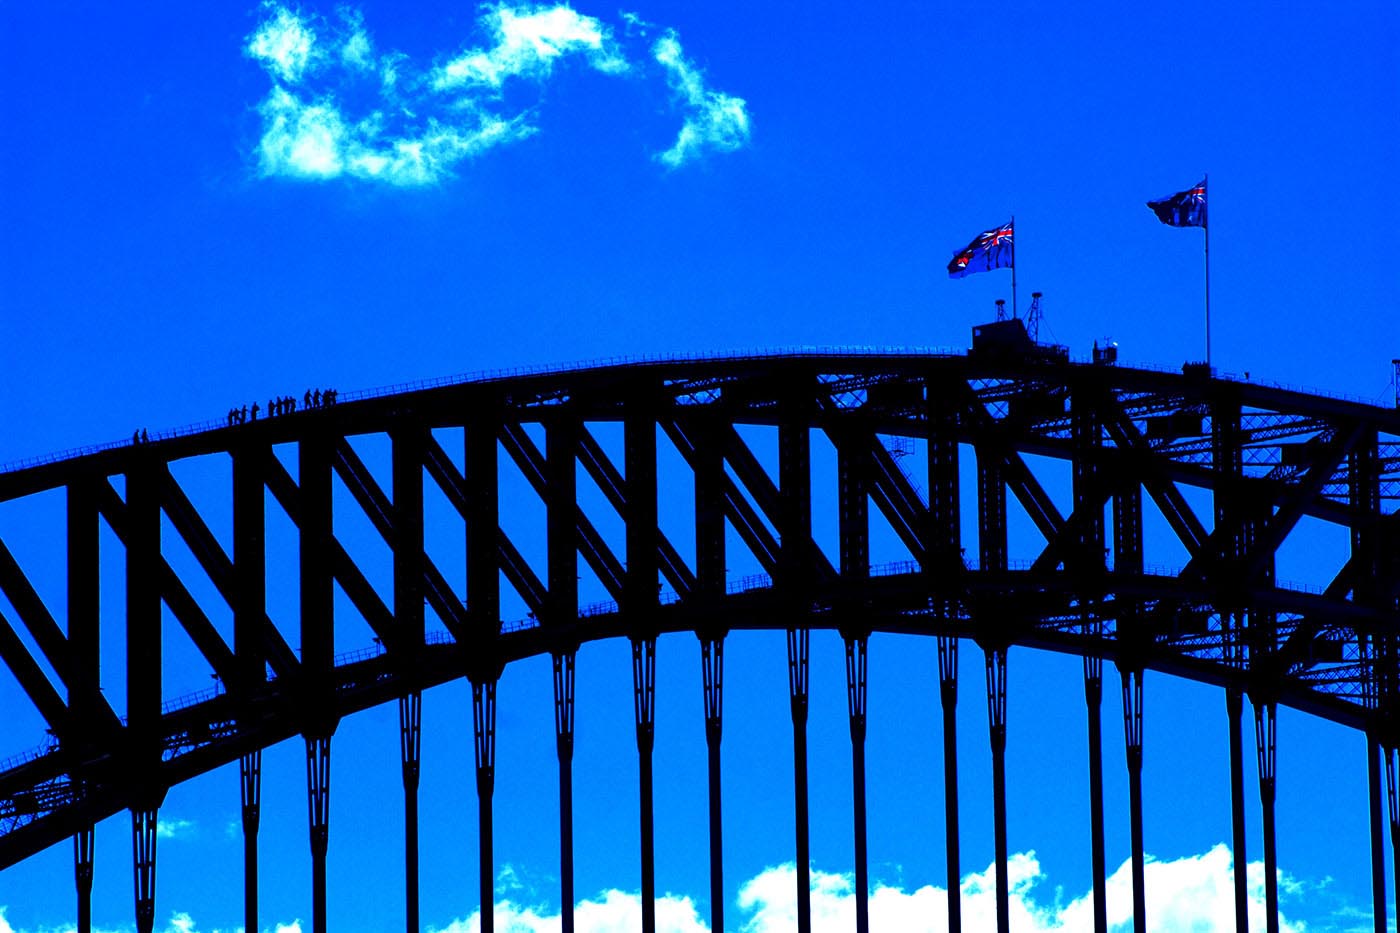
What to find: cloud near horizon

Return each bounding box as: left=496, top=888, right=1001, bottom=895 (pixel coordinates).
left=243, top=2, right=751, bottom=185
left=0, top=844, right=1336, bottom=933
left=0, top=908, right=303, bottom=933
left=430, top=844, right=1317, bottom=933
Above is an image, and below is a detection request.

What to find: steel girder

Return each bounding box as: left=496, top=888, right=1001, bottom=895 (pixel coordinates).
left=0, top=352, right=1396, bottom=869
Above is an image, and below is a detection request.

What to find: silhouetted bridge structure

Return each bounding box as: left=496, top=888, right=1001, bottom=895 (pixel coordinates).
left=0, top=351, right=1398, bottom=933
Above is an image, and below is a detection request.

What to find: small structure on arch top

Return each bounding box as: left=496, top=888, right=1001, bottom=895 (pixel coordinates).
left=970, top=291, right=1068, bottom=362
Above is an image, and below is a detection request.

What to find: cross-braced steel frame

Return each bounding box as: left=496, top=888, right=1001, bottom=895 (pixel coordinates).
left=0, top=352, right=1397, bottom=933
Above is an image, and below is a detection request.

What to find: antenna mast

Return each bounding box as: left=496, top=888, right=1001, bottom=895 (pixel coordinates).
left=1025, top=292, right=1044, bottom=343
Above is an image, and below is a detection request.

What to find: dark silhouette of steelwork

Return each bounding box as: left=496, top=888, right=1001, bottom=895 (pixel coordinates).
left=839, top=423, right=871, bottom=933
left=1227, top=686, right=1249, bottom=930
left=985, top=646, right=1010, bottom=932
left=631, top=636, right=657, bottom=933
left=1372, top=732, right=1386, bottom=933
left=930, top=389, right=963, bottom=931
left=699, top=635, right=724, bottom=933
left=937, top=635, right=961, bottom=931
left=1256, top=699, right=1279, bottom=933
left=472, top=679, right=497, bottom=933
left=0, top=352, right=1396, bottom=933
left=1121, top=667, right=1146, bottom=933
left=305, top=736, right=331, bottom=933
left=551, top=651, right=576, bottom=933
left=239, top=752, right=261, bottom=933
left=1077, top=389, right=1111, bottom=933
left=132, top=806, right=157, bottom=933
left=1083, top=650, right=1107, bottom=931
left=844, top=633, right=869, bottom=933
left=1387, top=746, right=1400, bottom=931
left=73, top=823, right=93, bottom=932
left=787, top=626, right=812, bottom=933
left=779, top=408, right=816, bottom=933
left=398, top=694, right=420, bottom=933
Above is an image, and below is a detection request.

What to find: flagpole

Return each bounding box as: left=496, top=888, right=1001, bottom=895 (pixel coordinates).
left=1204, top=174, right=1211, bottom=369
left=1010, top=215, right=1018, bottom=317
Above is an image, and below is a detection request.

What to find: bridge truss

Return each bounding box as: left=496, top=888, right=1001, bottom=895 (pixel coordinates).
left=0, top=352, right=1397, bottom=933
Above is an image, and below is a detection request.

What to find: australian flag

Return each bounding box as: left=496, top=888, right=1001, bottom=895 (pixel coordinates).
left=1147, top=179, right=1207, bottom=228
left=947, top=220, right=1014, bottom=279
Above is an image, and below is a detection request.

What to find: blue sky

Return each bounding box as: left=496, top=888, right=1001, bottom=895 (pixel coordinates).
left=1, top=0, right=1398, bottom=930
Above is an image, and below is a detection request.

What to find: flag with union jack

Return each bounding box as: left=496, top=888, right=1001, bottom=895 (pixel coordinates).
left=1147, top=179, right=1207, bottom=227
left=947, top=220, right=1014, bottom=279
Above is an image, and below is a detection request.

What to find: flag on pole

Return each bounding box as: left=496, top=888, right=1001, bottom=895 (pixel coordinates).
left=1146, top=179, right=1207, bottom=228
left=947, top=220, right=1014, bottom=278
left=1147, top=175, right=1212, bottom=365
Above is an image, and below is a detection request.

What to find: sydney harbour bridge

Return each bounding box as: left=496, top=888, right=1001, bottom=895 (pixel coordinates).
left=0, top=335, right=1398, bottom=933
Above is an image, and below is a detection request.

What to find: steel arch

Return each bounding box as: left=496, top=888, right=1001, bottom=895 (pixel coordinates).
left=0, top=351, right=1397, bottom=933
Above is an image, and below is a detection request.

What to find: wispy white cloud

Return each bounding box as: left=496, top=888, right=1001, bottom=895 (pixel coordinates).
left=254, top=84, right=533, bottom=185
left=652, top=31, right=750, bottom=169
left=155, top=817, right=196, bottom=841
left=434, top=4, right=626, bottom=90
left=246, top=4, right=318, bottom=84
left=255, top=86, right=345, bottom=178
left=337, top=9, right=374, bottom=71
left=618, top=11, right=652, bottom=37
left=243, top=2, right=750, bottom=186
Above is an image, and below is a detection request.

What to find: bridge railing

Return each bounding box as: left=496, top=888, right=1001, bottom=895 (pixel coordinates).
left=14, top=345, right=1387, bottom=478
left=0, top=737, right=59, bottom=775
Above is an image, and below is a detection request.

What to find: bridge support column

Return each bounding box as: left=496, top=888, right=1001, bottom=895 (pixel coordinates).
left=545, top=410, right=580, bottom=933
left=1226, top=686, right=1248, bottom=932
left=473, top=679, right=498, bottom=933
left=132, top=806, right=158, bottom=933
left=74, top=826, right=94, bottom=933
left=938, top=636, right=961, bottom=933
left=845, top=633, right=870, bottom=933
left=632, top=636, right=657, bottom=933
left=788, top=626, right=812, bottom=933
left=1254, top=699, right=1279, bottom=933
left=125, top=462, right=162, bottom=933
left=927, top=377, right=962, bottom=933
left=240, top=751, right=262, bottom=933
left=554, top=651, right=577, bottom=933
left=305, top=735, right=331, bottom=933
left=1386, top=747, right=1400, bottom=933
left=400, top=692, right=422, bottom=933
left=701, top=635, right=725, bottom=933
left=1121, top=668, right=1146, bottom=933
left=985, top=646, right=1009, bottom=933
left=1107, top=426, right=1140, bottom=933
left=1084, top=655, right=1107, bottom=933
left=694, top=398, right=728, bottom=933
left=69, top=479, right=99, bottom=933
left=1369, top=734, right=1387, bottom=933
left=392, top=419, right=426, bottom=933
